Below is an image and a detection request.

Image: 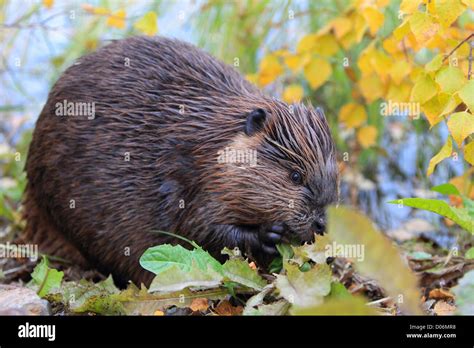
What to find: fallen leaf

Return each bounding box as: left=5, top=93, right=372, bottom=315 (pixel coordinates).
left=190, top=298, right=209, bottom=312
left=433, top=301, right=456, bottom=315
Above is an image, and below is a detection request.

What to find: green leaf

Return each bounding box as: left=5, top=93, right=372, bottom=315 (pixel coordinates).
left=452, top=270, right=474, bottom=315
left=140, top=244, right=222, bottom=275
left=328, top=282, right=352, bottom=300
left=291, top=297, right=379, bottom=315
left=431, top=183, right=460, bottom=196
left=222, top=259, right=266, bottom=291
left=59, top=276, right=124, bottom=315
left=388, top=198, right=473, bottom=233
left=292, top=234, right=331, bottom=265
left=328, top=206, right=422, bottom=314
left=148, top=260, right=223, bottom=293
left=28, top=257, right=64, bottom=298
left=275, top=262, right=331, bottom=307
left=465, top=247, right=474, bottom=259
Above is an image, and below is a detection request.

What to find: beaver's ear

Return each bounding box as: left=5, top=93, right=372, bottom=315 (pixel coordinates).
left=245, top=108, right=267, bottom=136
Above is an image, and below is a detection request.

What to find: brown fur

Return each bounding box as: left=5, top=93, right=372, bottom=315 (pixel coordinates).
left=23, top=36, right=338, bottom=286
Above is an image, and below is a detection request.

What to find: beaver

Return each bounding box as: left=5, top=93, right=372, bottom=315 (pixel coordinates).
left=23, top=36, right=338, bottom=286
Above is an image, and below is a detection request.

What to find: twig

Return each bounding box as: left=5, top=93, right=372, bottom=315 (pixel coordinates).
left=366, top=297, right=392, bottom=306
left=442, top=33, right=474, bottom=63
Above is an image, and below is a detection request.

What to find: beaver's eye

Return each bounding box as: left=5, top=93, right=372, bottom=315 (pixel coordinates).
left=290, top=171, right=303, bottom=185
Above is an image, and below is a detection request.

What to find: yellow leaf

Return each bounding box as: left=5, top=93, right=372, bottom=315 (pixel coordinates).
left=357, top=125, right=378, bottom=148
left=362, top=7, right=384, bottom=36
left=400, top=0, right=423, bottom=14
left=421, top=93, right=458, bottom=126
left=370, top=50, right=392, bottom=80
left=459, top=80, right=474, bottom=112
left=107, top=9, right=126, bottom=29
left=314, top=34, right=339, bottom=57
left=465, top=141, right=474, bottom=165
left=393, top=19, right=411, bottom=40
left=435, top=66, right=466, bottom=94
left=427, top=137, right=453, bottom=176
left=297, top=34, right=318, bottom=54
left=284, top=53, right=310, bottom=73
left=339, top=103, right=368, bottom=128
left=245, top=73, right=258, bottom=85
left=282, top=84, right=304, bottom=103
left=359, top=74, right=385, bottom=103
left=434, top=0, right=467, bottom=28
left=425, top=54, right=444, bottom=72
left=331, top=17, right=352, bottom=39
left=389, top=60, right=411, bottom=85
left=447, top=112, right=474, bottom=147
left=258, top=54, right=284, bottom=86
left=93, top=7, right=110, bottom=15
left=133, top=11, right=158, bottom=36
left=409, top=12, right=439, bottom=44
left=357, top=45, right=376, bottom=76
left=43, top=0, right=53, bottom=9
left=352, top=13, right=368, bottom=43
left=303, top=58, right=332, bottom=90
left=410, top=74, right=438, bottom=104
left=339, top=31, right=357, bottom=50
left=386, top=81, right=412, bottom=103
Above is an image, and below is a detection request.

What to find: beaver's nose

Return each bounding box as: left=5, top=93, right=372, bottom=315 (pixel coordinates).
left=311, top=217, right=326, bottom=235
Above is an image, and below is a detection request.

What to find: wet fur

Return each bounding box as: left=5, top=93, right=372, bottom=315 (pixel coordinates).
left=23, top=36, right=338, bottom=285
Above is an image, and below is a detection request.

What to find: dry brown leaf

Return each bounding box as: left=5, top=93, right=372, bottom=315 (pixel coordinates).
left=428, top=288, right=455, bottom=300
left=214, top=300, right=243, bottom=316
left=248, top=262, right=257, bottom=270
left=154, top=310, right=164, bottom=316
left=190, top=298, right=209, bottom=312
left=433, top=301, right=456, bottom=316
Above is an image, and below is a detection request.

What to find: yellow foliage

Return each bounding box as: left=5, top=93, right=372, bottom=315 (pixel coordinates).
left=43, top=0, right=53, bottom=9
left=425, top=54, right=444, bottom=73
left=314, top=34, right=339, bottom=57
left=427, top=137, right=453, bottom=176
left=459, top=80, right=474, bottom=112
left=435, top=66, right=466, bottom=94
left=134, top=11, right=158, bottom=36
left=303, top=58, right=332, bottom=90
left=282, top=84, right=304, bottom=103
left=400, top=0, right=423, bottom=14
left=107, top=9, right=126, bottom=29
left=434, top=0, right=467, bottom=28
left=389, top=60, right=411, bottom=85
left=362, top=7, right=384, bottom=36
left=284, top=53, right=310, bottom=73
left=409, top=12, right=439, bottom=45
left=331, top=17, right=352, bottom=39
left=410, top=74, right=438, bottom=104
left=359, top=74, right=385, bottom=103
left=447, top=112, right=474, bottom=147
left=258, top=54, right=284, bottom=86
left=357, top=125, right=378, bottom=148
left=297, top=34, right=318, bottom=54
left=339, top=103, right=368, bottom=128
left=465, top=141, right=474, bottom=166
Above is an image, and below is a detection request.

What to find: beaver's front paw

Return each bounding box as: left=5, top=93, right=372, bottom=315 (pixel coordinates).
left=258, top=222, right=288, bottom=256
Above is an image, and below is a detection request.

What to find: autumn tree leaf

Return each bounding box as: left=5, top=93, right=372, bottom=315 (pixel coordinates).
left=459, top=80, right=474, bottom=112
left=447, top=112, right=474, bottom=147
left=357, top=125, right=378, bottom=148
left=327, top=206, right=422, bottom=314
left=411, top=73, right=437, bottom=104
left=435, top=66, right=466, bottom=94
left=258, top=54, right=284, bottom=86
left=282, top=84, right=304, bottom=103
left=339, top=103, right=367, bottom=128
left=303, top=58, right=332, bottom=89
left=134, top=11, right=158, bottom=36
left=362, top=7, right=384, bottom=36
left=465, top=141, right=474, bottom=165
left=107, top=9, right=126, bottom=29
left=434, top=0, right=467, bottom=28
left=275, top=262, right=331, bottom=308
left=427, top=137, right=453, bottom=176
